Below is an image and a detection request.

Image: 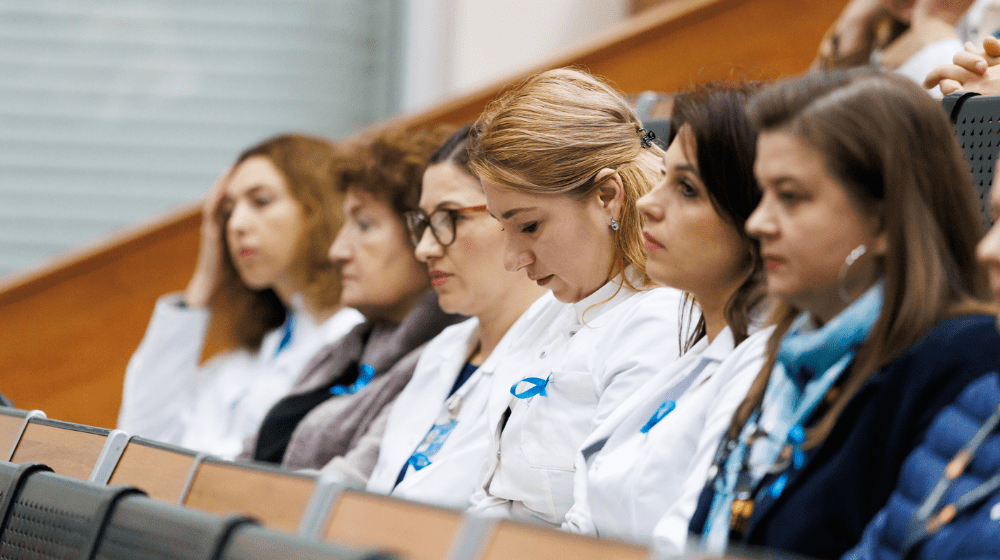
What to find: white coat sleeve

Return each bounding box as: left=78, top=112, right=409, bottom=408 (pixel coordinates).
left=651, top=331, right=769, bottom=557
left=117, top=294, right=210, bottom=443
left=561, top=446, right=597, bottom=535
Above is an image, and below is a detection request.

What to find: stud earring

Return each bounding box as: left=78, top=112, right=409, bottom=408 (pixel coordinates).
left=611, top=217, right=619, bottom=231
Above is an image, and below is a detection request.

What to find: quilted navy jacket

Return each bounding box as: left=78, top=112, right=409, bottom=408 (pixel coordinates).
left=844, top=371, right=1000, bottom=560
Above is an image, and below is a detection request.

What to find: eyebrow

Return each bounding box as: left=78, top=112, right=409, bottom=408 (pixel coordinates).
left=501, top=207, right=535, bottom=220
left=674, top=164, right=699, bottom=176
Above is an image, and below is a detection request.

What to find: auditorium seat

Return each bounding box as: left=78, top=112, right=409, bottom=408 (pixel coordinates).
left=182, top=457, right=319, bottom=533
left=8, top=416, right=127, bottom=481
left=107, top=436, right=204, bottom=503
left=93, top=494, right=254, bottom=560
left=0, top=461, right=139, bottom=560
left=448, top=517, right=655, bottom=560
left=0, top=407, right=44, bottom=461
left=942, top=91, right=1000, bottom=224
left=222, top=524, right=401, bottom=560
left=319, top=488, right=465, bottom=560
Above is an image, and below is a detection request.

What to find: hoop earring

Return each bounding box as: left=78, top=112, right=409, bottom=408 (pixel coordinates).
left=838, top=244, right=867, bottom=303
left=611, top=217, right=619, bottom=231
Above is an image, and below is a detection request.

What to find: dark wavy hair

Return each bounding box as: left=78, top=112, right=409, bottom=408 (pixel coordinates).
left=668, top=81, right=768, bottom=350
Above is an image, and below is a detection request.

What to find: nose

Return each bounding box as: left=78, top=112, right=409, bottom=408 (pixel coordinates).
left=226, top=200, right=252, bottom=238
left=328, top=226, right=351, bottom=263
left=413, top=226, right=443, bottom=263
left=636, top=187, right=662, bottom=223
left=976, top=222, right=1000, bottom=268
left=744, top=196, right=774, bottom=240
left=501, top=234, right=533, bottom=272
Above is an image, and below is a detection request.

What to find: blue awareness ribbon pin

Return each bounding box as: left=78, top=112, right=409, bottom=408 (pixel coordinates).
left=330, top=363, right=375, bottom=396
left=510, top=374, right=551, bottom=399
left=640, top=400, right=676, bottom=433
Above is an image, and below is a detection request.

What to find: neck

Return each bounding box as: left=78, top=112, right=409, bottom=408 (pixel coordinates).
left=700, top=300, right=728, bottom=343
left=273, top=283, right=339, bottom=325
left=471, top=286, right=546, bottom=366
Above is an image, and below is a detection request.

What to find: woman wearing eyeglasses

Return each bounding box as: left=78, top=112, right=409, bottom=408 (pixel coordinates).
left=366, top=124, right=552, bottom=507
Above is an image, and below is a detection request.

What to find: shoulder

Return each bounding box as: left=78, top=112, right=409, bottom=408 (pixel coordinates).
left=426, top=318, right=480, bottom=354
left=890, top=314, right=1000, bottom=372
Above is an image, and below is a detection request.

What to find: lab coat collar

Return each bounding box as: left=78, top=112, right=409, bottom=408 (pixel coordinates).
left=703, top=326, right=736, bottom=362
left=569, top=266, right=646, bottom=331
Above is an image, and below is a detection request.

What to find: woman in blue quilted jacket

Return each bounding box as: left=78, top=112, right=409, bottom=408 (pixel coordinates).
left=843, top=159, right=1000, bottom=560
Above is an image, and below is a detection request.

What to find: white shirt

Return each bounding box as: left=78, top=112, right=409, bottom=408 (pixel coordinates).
left=117, top=294, right=363, bottom=458
left=562, top=326, right=773, bottom=556
left=469, top=272, right=687, bottom=526
left=366, top=293, right=556, bottom=508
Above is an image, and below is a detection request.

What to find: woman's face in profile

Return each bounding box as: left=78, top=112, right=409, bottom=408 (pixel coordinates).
left=328, top=188, right=429, bottom=322
left=222, top=155, right=307, bottom=297
left=482, top=180, right=616, bottom=303
left=413, top=163, right=527, bottom=317
left=637, top=125, right=749, bottom=299
left=746, top=130, right=885, bottom=323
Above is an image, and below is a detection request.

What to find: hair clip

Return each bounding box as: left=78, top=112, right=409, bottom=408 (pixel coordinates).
left=637, top=127, right=656, bottom=149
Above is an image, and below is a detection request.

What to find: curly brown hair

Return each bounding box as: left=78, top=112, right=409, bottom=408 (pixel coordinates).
left=339, top=124, right=458, bottom=219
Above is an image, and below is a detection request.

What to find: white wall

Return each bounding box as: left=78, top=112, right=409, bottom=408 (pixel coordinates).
left=403, top=0, right=629, bottom=113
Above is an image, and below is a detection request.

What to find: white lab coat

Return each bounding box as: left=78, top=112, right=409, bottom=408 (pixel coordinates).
left=117, top=294, right=363, bottom=458
left=469, top=270, right=687, bottom=526
left=562, top=325, right=773, bottom=556
left=366, top=292, right=556, bottom=508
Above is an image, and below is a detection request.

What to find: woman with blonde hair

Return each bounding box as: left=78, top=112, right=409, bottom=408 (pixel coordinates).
left=119, top=134, right=363, bottom=458
left=466, top=68, right=686, bottom=526
left=689, top=69, right=1000, bottom=558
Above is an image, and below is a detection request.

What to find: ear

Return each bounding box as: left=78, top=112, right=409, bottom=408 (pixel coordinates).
left=593, top=168, right=624, bottom=219
left=871, top=231, right=889, bottom=257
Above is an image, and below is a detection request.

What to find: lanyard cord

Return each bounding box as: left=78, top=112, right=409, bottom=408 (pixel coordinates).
left=901, top=403, right=1000, bottom=558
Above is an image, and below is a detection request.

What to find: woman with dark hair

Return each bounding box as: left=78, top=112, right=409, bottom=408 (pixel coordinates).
left=365, top=124, right=551, bottom=507
left=561, top=82, right=771, bottom=556
left=118, top=134, right=364, bottom=459
left=239, top=125, right=466, bottom=481
left=689, top=69, right=1000, bottom=559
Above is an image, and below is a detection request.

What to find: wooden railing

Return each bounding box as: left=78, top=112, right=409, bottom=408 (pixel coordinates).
left=0, top=0, right=847, bottom=428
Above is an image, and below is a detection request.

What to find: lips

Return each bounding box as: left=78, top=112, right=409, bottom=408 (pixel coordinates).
left=238, top=248, right=256, bottom=259
left=429, top=270, right=451, bottom=288
left=643, top=231, right=664, bottom=252
left=762, top=254, right=784, bottom=271
left=533, top=274, right=554, bottom=287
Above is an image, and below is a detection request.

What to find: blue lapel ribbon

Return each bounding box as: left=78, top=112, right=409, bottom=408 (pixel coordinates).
left=510, top=374, right=551, bottom=399
left=640, top=400, right=676, bottom=434
left=330, top=363, right=375, bottom=396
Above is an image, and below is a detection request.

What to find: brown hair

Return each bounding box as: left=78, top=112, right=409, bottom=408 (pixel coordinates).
left=729, top=69, right=992, bottom=448
left=211, top=133, right=345, bottom=351
left=668, top=81, right=768, bottom=350
left=339, top=124, right=458, bottom=219
left=467, top=67, right=665, bottom=291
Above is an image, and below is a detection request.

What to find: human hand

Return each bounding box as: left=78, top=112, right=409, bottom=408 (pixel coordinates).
left=184, top=166, right=235, bottom=308
left=815, top=0, right=892, bottom=69
left=924, top=37, right=1000, bottom=95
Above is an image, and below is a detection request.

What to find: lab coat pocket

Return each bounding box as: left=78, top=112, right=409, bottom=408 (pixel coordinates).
left=519, top=370, right=599, bottom=471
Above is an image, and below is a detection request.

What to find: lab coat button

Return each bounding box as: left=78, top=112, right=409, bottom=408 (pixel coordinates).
left=539, top=351, right=546, bottom=359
